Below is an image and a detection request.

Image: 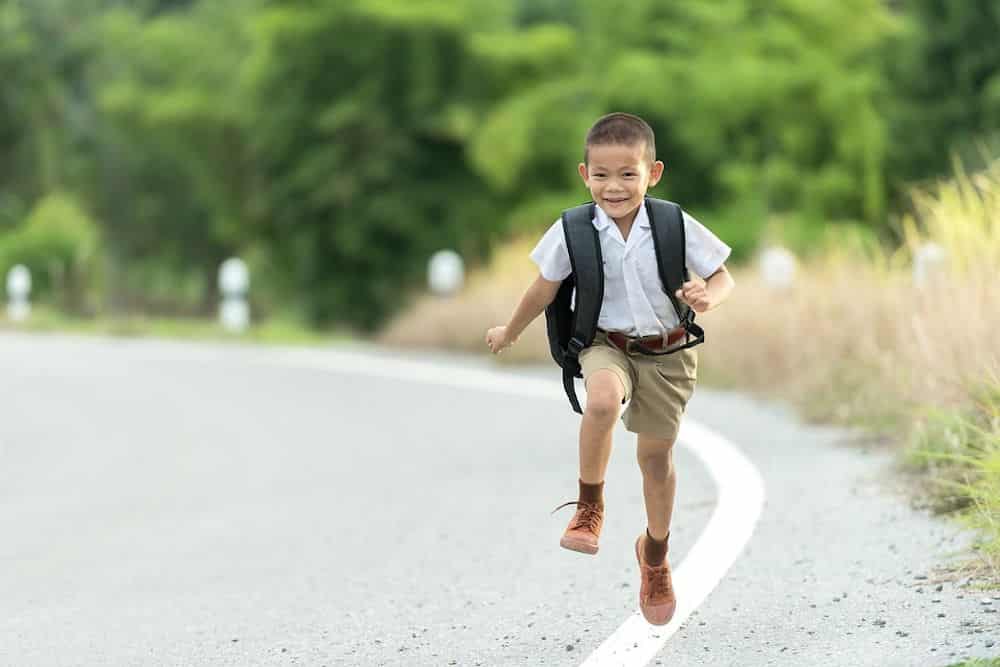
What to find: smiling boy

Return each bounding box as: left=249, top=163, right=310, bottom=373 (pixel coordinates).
left=485, top=112, right=734, bottom=625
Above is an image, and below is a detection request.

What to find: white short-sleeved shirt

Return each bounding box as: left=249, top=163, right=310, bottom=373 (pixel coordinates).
left=530, top=203, right=731, bottom=336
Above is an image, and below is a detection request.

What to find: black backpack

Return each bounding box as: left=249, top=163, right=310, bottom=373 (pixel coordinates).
left=544, top=196, right=705, bottom=413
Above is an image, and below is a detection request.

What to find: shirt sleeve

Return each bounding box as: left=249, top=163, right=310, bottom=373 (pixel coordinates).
left=683, top=211, right=731, bottom=279
left=529, top=219, right=572, bottom=282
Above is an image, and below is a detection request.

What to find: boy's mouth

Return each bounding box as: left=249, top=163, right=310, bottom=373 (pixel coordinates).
left=604, top=197, right=630, bottom=204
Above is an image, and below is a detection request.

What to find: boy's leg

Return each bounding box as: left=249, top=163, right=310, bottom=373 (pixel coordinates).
left=636, top=434, right=677, bottom=541
left=557, top=370, right=625, bottom=555
left=634, top=432, right=678, bottom=625
left=558, top=343, right=632, bottom=555
left=622, top=347, right=696, bottom=626
left=623, top=347, right=696, bottom=545
left=578, top=369, right=627, bottom=483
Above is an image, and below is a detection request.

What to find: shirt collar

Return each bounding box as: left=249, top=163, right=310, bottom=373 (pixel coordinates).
left=592, top=204, right=611, bottom=231
left=636, top=202, right=652, bottom=229
left=592, top=201, right=651, bottom=230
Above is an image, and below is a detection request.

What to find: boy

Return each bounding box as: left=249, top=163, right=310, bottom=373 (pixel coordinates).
left=484, top=112, right=734, bottom=625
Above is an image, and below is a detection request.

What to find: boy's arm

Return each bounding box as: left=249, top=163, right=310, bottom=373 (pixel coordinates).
left=486, top=274, right=562, bottom=353
left=676, top=264, right=734, bottom=313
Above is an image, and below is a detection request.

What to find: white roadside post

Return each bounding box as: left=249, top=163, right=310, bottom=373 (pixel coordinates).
left=912, top=242, right=947, bottom=289
left=218, top=257, right=250, bottom=333
left=427, top=249, right=464, bottom=297
left=758, top=245, right=797, bottom=289
left=6, top=264, right=32, bottom=322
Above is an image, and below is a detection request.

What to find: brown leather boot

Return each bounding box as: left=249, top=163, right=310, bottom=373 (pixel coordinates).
left=553, top=501, right=604, bottom=555
left=635, top=533, right=676, bottom=625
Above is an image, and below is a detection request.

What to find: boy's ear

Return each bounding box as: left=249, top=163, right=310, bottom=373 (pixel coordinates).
left=648, top=160, right=665, bottom=186
left=578, top=162, right=588, bottom=184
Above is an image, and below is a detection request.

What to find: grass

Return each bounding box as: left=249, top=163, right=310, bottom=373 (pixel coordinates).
left=379, top=237, right=554, bottom=364
left=906, top=381, right=1000, bottom=581
left=0, top=305, right=346, bottom=346
left=378, top=162, right=1000, bottom=581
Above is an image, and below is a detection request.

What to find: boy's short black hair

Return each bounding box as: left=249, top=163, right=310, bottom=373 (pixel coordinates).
left=584, top=112, right=656, bottom=164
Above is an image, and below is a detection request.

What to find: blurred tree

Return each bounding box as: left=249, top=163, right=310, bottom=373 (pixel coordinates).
left=0, top=5, right=33, bottom=230
left=0, top=192, right=101, bottom=313
left=515, top=0, right=581, bottom=27
left=88, top=0, right=259, bottom=312
left=471, top=0, right=896, bottom=255
left=9, top=0, right=990, bottom=327
left=888, top=1, right=1000, bottom=186
left=0, top=1, right=81, bottom=205
left=251, top=0, right=499, bottom=329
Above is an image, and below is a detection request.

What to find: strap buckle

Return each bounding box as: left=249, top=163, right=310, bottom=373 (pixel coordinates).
left=566, top=337, right=586, bottom=357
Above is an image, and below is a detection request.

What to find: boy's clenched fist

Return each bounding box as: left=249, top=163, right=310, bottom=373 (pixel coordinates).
left=675, top=280, right=712, bottom=313
left=485, top=325, right=515, bottom=354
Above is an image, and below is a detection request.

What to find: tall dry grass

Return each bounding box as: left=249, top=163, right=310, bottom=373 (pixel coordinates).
left=382, top=163, right=1000, bottom=426
left=696, top=256, right=997, bottom=427
left=673, top=162, right=1000, bottom=426
left=379, top=238, right=553, bottom=364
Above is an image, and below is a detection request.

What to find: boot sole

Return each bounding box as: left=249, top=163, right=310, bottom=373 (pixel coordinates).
left=560, top=536, right=599, bottom=555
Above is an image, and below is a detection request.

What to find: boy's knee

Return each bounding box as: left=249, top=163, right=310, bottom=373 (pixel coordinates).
left=584, top=372, right=625, bottom=422
left=585, top=393, right=620, bottom=422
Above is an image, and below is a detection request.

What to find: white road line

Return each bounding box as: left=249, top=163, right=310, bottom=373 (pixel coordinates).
left=116, top=342, right=766, bottom=667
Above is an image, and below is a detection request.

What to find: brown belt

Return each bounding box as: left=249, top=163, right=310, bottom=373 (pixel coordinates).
left=600, top=327, right=688, bottom=354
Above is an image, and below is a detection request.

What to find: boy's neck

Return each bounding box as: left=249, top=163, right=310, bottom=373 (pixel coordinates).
left=611, top=205, right=641, bottom=240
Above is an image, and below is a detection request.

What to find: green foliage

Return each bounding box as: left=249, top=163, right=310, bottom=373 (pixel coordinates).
left=250, top=0, right=497, bottom=329
left=0, top=1, right=88, bottom=199
left=888, top=1, right=1000, bottom=186
left=698, top=203, right=770, bottom=262
left=472, top=0, right=896, bottom=242
left=0, top=0, right=997, bottom=329
left=90, top=2, right=257, bottom=303
left=0, top=193, right=102, bottom=312
left=908, top=380, right=1000, bottom=572
left=515, top=0, right=580, bottom=27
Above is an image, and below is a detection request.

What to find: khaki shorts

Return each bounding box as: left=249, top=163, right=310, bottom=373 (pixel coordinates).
left=578, top=330, right=698, bottom=441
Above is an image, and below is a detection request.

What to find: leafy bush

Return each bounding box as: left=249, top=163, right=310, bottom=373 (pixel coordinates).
left=0, top=192, right=102, bottom=313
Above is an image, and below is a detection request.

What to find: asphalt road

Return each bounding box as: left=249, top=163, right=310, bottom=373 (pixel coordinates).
left=0, top=333, right=996, bottom=666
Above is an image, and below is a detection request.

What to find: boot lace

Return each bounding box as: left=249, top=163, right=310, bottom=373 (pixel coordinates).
left=647, top=565, right=673, bottom=599
left=551, top=500, right=602, bottom=535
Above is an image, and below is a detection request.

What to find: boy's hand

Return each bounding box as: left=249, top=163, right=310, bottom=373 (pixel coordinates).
left=485, top=325, right=516, bottom=354
left=675, top=281, right=712, bottom=313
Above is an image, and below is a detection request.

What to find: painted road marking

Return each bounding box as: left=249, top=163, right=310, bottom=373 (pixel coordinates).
left=256, top=346, right=765, bottom=667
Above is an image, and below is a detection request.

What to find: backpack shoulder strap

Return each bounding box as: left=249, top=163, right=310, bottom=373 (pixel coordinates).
left=559, top=202, right=602, bottom=413
left=644, top=197, right=704, bottom=350
left=561, top=202, right=603, bottom=355
left=644, top=197, right=689, bottom=323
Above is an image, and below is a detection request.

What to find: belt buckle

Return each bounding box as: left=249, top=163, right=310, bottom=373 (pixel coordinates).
left=628, top=334, right=662, bottom=354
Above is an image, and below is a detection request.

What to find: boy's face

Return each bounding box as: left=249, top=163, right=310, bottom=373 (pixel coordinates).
left=578, top=142, right=664, bottom=223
